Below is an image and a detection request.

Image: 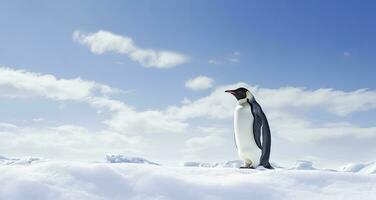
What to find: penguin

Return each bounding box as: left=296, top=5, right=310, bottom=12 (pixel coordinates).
left=225, top=87, right=273, bottom=169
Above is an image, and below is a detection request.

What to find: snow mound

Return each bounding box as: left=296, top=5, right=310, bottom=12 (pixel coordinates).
left=340, top=161, right=376, bottom=174
left=0, top=161, right=375, bottom=200
left=222, top=160, right=243, bottom=168
left=340, top=163, right=366, bottom=172
left=293, top=160, right=315, bottom=170
left=105, top=155, right=159, bottom=165
left=0, top=156, right=42, bottom=165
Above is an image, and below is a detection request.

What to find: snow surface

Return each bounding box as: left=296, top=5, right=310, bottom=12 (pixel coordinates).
left=0, top=160, right=375, bottom=200
left=293, top=160, right=316, bottom=170
left=183, top=160, right=243, bottom=168
left=340, top=161, right=376, bottom=174
left=105, top=154, right=159, bottom=165
left=0, top=156, right=42, bottom=165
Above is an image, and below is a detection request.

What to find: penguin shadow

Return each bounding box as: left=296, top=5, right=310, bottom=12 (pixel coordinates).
left=236, top=166, right=269, bottom=174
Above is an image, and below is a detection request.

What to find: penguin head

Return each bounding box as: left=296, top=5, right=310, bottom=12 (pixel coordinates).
left=225, top=87, right=253, bottom=101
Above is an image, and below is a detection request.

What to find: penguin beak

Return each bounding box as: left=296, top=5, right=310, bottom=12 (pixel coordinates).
left=225, top=90, right=236, bottom=95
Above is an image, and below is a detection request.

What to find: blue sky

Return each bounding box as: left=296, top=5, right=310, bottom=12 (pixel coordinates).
left=0, top=0, right=375, bottom=167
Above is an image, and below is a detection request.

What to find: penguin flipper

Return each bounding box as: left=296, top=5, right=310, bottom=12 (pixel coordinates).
left=252, top=114, right=263, bottom=149
left=249, top=99, right=273, bottom=168
left=259, top=104, right=272, bottom=168
left=248, top=99, right=262, bottom=149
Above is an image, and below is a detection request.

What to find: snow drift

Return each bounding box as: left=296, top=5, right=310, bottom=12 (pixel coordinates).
left=0, top=156, right=42, bottom=165
left=183, top=160, right=243, bottom=168
left=0, top=160, right=375, bottom=200
left=340, top=161, right=376, bottom=174
left=105, top=154, right=159, bottom=165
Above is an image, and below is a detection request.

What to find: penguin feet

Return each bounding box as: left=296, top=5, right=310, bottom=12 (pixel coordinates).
left=240, top=161, right=255, bottom=169
left=239, top=166, right=255, bottom=169
left=262, top=163, right=274, bottom=170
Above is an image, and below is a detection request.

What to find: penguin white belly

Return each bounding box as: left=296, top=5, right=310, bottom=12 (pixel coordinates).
left=234, top=103, right=261, bottom=167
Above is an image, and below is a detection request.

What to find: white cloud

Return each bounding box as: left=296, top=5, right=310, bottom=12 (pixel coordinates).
left=185, top=76, right=214, bottom=91
left=0, top=67, right=187, bottom=137
left=268, top=112, right=376, bottom=142
left=73, top=30, right=189, bottom=68
left=0, top=67, right=117, bottom=101
left=181, top=98, right=191, bottom=104
left=2, top=67, right=375, bottom=146
left=226, top=51, right=240, bottom=63
left=168, top=82, right=376, bottom=141
left=105, top=110, right=188, bottom=135
left=168, top=83, right=247, bottom=120
left=0, top=124, right=142, bottom=161
left=208, top=52, right=241, bottom=65
left=32, top=118, right=44, bottom=122
left=171, top=83, right=376, bottom=120
left=183, top=126, right=234, bottom=161
left=254, top=87, right=376, bottom=116
left=86, top=96, right=188, bottom=135
left=1, top=67, right=375, bottom=166
left=0, top=122, right=18, bottom=130
left=208, top=60, right=220, bottom=65
left=184, top=135, right=225, bottom=159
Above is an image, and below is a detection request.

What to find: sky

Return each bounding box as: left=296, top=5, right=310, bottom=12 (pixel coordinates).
left=0, top=0, right=375, bottom=168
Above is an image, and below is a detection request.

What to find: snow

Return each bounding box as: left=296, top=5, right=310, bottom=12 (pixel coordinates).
left=340, top=163, right=366, bottom=172
left=105, top=154, right=159, bottom=165
left=293, top=160, right=316, bottom=170
left=183, top=160, right=243, bottom=168
left=0, top=156, right=42, bottom=165
left=340, top=161, right=376, bottom=174
left=0, top=159, right=375, bottom=200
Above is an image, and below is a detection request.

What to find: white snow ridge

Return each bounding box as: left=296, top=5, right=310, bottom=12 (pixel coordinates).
left=293, top=160, right=316, bottom=170
left=0, top=158, right=375, bottom=200
left=105, top=154, right=159, bottom=165
left=0, top=155, right=42, bottom=165
left=340, top=161, right=376, bottom=174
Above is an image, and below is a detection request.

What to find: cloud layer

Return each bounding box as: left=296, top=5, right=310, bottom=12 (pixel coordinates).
left=0, top=67, right=375, bottom=166
left=73, top=30, right=189, bottom=68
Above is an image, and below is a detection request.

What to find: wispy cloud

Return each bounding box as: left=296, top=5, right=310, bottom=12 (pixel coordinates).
left=0, top=67, right=118, bottom=101
left=0, top=67, right=187, bottom=136
left=185, top=76, right=214, bottom=91
left=32, top=118, right=44, bottom=122
left=73, top=30, right=189, bottom=68
left=226, top=51, right=240, bottom=63
left=208, top=51, right=241, bottom=65
left=208, top=60, right=220, bottom=65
